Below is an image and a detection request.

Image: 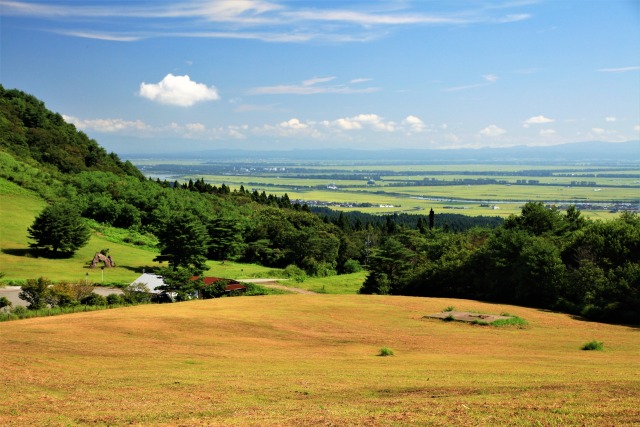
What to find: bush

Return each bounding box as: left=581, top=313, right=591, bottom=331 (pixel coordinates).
left=342, top=259, right=363, bottom=274
left=581, top=340, right=604, bottom=351
left=106, top=293, right=124, bottom=305
left=0, top=296, right=12, bottom=310
left=122, top=283, right=151, bottom=303
left=444, top=306, right=455, bottom=312
left=283, top=264, right=307, bottom=281
left=81, top=293, right=107, bottom=306
left=11, top=306, right=28, bottom=316
left=378, top=347, right=395, bottom=357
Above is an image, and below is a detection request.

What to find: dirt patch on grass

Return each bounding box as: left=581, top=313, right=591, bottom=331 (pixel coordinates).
left=425, top=311, right=513, bottom=323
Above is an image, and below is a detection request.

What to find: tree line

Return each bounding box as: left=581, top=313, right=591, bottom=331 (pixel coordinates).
left=360, top=202, right=639, bottom=324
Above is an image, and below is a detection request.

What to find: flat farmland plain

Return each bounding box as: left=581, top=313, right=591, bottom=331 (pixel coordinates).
left=1, top=295, right=638, bottom=426
left=142, top=159, right=640, bottom=219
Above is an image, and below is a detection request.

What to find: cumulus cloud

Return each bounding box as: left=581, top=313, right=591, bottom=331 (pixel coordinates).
left=605, top=116, right=617, bottom=122
left=328, top=114, right=395, bottom=132
left=279, top=118, right=308, bottom=130
left=523, top=115, right=555, bottom=127
left=139, top=74, right=219, bottom=107
left=480, top=125, right=506, bottom=137
left=402, top=115, right=426, bottom=133
left=63, top=115, right=150, bottom=133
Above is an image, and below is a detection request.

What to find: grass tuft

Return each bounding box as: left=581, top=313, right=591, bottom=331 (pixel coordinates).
left=581, top=340, right=604, bottom=351
left=491, top=316, right=528, bottom=328
left=378, top=347, right=394, bottom=357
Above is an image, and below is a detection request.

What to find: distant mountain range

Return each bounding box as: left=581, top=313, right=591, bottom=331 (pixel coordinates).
left=126, top=140, right=640, bottom=163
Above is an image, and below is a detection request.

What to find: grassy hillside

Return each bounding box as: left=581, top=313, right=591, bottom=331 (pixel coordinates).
left=0, top=177, right=290, bottom=284
left=0, top=177, right=157, bottom=284
left=0, top=295, right=637, bottom=426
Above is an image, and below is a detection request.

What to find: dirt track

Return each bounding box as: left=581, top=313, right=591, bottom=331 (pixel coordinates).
left=237, top=279, right=317, bottom=294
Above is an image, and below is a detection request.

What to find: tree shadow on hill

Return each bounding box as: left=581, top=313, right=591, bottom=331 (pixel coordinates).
left=567, top=313, right=640, bottom=331
left=117, top=265, right=159, bottom=275
left=1, top=248, right=74, bottom=259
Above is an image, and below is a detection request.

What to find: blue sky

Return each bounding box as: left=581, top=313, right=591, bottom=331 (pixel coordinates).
left=1, top=0, right=639, bottom=154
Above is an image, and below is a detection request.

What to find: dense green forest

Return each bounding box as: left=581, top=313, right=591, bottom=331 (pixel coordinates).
left=1, top=86, right=638, bottom=323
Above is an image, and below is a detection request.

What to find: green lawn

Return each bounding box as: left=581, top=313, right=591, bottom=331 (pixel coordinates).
left=0, top=178, right=158, bottom=285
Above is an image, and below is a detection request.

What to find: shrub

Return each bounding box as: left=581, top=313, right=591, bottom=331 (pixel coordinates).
left=343, top=259, right=363, bottom=274
left=11, top=306, right=28, bottom=316
left=444, top=306, right=455, bottom=312
left=81, top=293, right=107, bottom=306
left=581, top=340, right=604, bottom=351
left=106, top=293, right=124, bottom=305
left=443, top=314, right=455, bottom=322
left=0, top=296, right=12, bottom=310
left=283, top=264, right=307, bottom=282
left=378, top=347, right=395, bottom=357
left=122, top=283, right=151, bottom=303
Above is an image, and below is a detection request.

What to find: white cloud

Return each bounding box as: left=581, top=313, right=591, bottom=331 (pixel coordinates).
left=249, top=76, right=378, bottom=95
left=139, top=74, right=219, bottom=107
left=279, top=118, right=308, bottom=130
left=402, top=115, right=426, bottom=133
left=185, top=123, right=206, bottom=132
left=3, top=0, right=534, bottom=43
left=591, top=127, right=605, bottom=135
left=349, top=78, right=372, bottom=84
left=523, top=115, right=555, bottom=127
left=480, top=125, right=506, bottom=137
left=605, top=116, right=617, bottom=122
left=539, top=128, right=556, bottom=136
left=328, top=114, right=394, bottom=132
left=443, top=73, right=498, bottom=92
left=634, top=125, right=640, bottom=132
left=597, top=66, right=640, bottom=73
left=63, top=115, right=150, bottom=133
left=302, top=76, right=336, bottom=86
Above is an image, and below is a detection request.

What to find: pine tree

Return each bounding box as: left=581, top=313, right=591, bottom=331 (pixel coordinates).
left=28, top=202, right=91, bottom=255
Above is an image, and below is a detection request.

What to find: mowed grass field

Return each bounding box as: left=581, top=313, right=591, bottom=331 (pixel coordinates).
left=1, top=294, right=638, bottom=426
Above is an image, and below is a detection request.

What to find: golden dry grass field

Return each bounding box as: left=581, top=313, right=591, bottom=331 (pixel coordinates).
left=1, top=294, right=638, bottom=426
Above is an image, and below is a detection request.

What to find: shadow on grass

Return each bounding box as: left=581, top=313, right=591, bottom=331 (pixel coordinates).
left=568, top=314, right=640, bottom=331
left=117, top=265, right=159, bottom=274
left=2, top=248, right=74, bottom=259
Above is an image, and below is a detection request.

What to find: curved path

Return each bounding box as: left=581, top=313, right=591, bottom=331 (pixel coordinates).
left=237, top=279, right=317, bottom=295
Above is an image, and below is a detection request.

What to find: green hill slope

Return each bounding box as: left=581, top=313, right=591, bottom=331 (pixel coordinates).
left=0, top=295, right=638, bottom=426
left=0, top=177, right=158, bottom=284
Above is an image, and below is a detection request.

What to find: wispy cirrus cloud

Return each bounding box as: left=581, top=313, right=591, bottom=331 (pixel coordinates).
left=443, top=73, right=499, bottom=92
left=248, top=76, right=379, bottom=95
left=2, top=0, right=535, bottom=43
left=597, top=66, right=640, bottom=73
